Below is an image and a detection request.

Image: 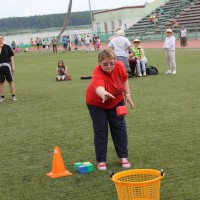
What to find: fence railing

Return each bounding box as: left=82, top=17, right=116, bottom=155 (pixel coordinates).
left=97, top=26, right=200, bottom=42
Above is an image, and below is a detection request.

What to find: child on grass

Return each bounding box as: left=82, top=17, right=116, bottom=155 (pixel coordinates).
left=56, top=60, right=67, bottom=81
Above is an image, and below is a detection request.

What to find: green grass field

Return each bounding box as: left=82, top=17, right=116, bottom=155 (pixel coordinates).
left=0, top=48, right=200, bottom=200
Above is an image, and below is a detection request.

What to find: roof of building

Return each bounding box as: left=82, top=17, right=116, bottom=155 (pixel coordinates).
left=93, top=5, right=146, bottom=15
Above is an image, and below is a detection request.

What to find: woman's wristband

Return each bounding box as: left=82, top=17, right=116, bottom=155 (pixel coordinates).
left=125, top=93, right=131, bottom=96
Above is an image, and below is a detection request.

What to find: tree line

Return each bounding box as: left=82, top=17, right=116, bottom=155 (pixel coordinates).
left=0, top=11, right=91, bottom=32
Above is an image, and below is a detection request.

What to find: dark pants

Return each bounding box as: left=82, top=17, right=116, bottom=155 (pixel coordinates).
left=53, top=44, right=57, bottom=52
left=129, top=58, right=137, bottom=76
left=0, top=65, right=13, bottom=82
left=87, top=100, right=128, bottom=162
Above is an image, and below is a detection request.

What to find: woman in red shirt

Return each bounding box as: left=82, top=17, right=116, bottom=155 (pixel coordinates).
left=86, top=48, right=134, bottom=170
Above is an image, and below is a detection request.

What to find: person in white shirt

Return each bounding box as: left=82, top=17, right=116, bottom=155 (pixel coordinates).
left=108, top=30, right=131, bottom=74
left=180, top=26, right=187, bottom=48
left=24, top=46, right=29, bottom=52
left=85, top=35, right=91, bottom=52
left=163, top=29, right=176, bottom=75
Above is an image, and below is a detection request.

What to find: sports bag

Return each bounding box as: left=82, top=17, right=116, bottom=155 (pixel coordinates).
left=146, top=65, right=158, bottom=75
left=66, top=74, right=72, bottom=80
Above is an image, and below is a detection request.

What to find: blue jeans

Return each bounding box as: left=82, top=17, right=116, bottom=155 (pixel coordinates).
left=87, top=100, right=128, bottom=162
left=136, top=57, right=147, bottom=74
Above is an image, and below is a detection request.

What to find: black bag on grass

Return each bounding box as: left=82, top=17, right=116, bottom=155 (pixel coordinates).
left=146, top=65, right=158, bottom=75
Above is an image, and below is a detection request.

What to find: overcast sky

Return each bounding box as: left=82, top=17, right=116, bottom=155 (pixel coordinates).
left=0, top=0, right=154, bottom=19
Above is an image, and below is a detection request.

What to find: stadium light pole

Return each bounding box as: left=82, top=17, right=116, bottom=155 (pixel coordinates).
left=88, top=0, right=94, bottom=31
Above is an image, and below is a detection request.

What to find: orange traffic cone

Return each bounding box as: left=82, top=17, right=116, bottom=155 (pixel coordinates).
left=46, top=146, right=72, bottom=178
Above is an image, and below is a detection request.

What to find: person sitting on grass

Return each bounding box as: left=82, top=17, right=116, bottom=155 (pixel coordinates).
left=128, top=50, right=137, bottom=77
left=56, top=60, right=67, bottom=81
left=24, top=46, right=29, bottom=52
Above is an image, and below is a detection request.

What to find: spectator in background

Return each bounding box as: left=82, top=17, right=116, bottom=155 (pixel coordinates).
left=35, top=37, right=40, bottom=50
left=52, top=36, right=57, bottom=53
left=74, top=34, right=79, bottom=50
left=30, top=38, right=34, bottom=47
left=132, top=39, right=147, bottom=77
left=92, top=34, right=98, bottom=51
left=149, top=14, right=157, bottom=24
left=81, top=34, right=85, bottom=44
left=15, top=45, right=21, bottom=53
left=42, top=39, right=45, bottom=51
left=67, top=36, right=71, bottom=51
left=97, top=37, right=101, bottom=51
left=172, top=20, right=178, bottom=29
left=11, top=41, right=16, bottom=52
left=45, top=39, right=50, bottom=50
left=39, top=38, right=42, bottom=46
left=180, top=26, right=187, bottom=48
left=24, top=46, right=29, bottom=52
left=108, top=29, right=131, bottom=75
left=163, top=29, right=176, bottom=75
left=62, top=35, right=68, bottom=52
left=85, top=35, right=91, bottom=52
left=159, top=8, right=164, bottom=15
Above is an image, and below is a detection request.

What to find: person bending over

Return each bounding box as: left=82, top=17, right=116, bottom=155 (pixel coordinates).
left=86, top=48, right=134, bottom=171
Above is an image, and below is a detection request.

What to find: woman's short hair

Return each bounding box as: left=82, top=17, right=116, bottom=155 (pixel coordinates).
left=98, top=48, right=116, bottom=63
left=116, top=30, right=125, bottom=36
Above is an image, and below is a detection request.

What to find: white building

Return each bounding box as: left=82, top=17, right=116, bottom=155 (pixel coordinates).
left=92, top=0, right=170, bottom=34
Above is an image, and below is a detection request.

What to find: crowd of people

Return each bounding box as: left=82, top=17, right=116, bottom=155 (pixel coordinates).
left=7, top=33, right=102, bottom=55
left=9, top=23, right=187, bottom=57
left=26, top=33, right=101, bottom=53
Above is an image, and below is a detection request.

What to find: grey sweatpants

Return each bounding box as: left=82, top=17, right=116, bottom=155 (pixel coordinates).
left=116, top=56, right=131, bottom=73
left=165, top=50, right=176, bottom=71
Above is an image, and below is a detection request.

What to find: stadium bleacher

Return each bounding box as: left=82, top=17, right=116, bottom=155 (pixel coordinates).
left=173, top=0, right=200, bottom=28
left=126, top=0, right=200, bottom=37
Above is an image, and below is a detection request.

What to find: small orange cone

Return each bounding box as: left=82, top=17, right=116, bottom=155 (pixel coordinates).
left=46, top=146, right=72, bottom=178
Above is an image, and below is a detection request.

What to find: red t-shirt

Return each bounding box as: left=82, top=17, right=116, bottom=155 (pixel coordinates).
left=86, top=60, right=128, bottom=109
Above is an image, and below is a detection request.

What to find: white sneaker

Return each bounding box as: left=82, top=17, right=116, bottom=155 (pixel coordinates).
left=172, top=70, right=176, bottom=75
left=0, top=97, right=5, bottom=102
left=165, top=70, right=172, bottom=74
left=120, top=158, right=131, bottom=169
left=12, top=96, right=17, bottom=101
left=97, top=162, right=107, bottom=171
left=143, top=72, right=146, bottom=77
left=138, top=73, right=142, bottom=77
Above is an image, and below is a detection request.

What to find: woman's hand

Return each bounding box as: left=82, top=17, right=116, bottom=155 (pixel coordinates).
left=125, top=94, right=134, bottom=109
left=102, top=91, right=115, bottom=103
left=96, top=87, right=115, bottom=103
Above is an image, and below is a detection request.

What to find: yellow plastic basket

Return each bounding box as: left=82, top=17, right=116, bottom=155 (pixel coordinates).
left=112, top=169, right=164, bottom=200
